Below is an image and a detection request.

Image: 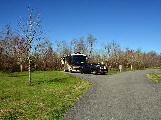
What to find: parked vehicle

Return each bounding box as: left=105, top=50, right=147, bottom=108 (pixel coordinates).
left=79, top=63, right=108, bottom=75
left=61, top=53, right=87, bottom=73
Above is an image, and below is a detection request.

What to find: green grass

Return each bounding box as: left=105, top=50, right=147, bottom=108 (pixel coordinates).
left=147, top=67, right=161, bottom=69
left=107, top=69, right=128, bottom=75
left=107, top=70, right=119, bottom=75
left=108, top=67, right=161, bottom=75
left=0, top=71, right=92, bottom=120
left=146, top=70, right=161, bottom=84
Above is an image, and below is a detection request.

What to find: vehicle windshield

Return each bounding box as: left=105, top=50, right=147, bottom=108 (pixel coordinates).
left=71, top=56, right=87, bottom=65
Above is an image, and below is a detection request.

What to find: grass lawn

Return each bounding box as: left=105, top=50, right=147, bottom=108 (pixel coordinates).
left=146, top=70, right=161, bottom=84
left=0, top=71, right=92, bottom=120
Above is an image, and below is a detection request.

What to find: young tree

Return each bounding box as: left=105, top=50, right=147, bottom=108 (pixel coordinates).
left=18, top=6, right=46, bottom=85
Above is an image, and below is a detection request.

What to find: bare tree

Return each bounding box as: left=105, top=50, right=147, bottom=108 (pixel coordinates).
left=71, top=37, right=87, bottom=54
left=33, top=39, right=52, bottom=69
left=18, top=6, right=46, bottom=85
left=102, top=40, right=121, bottom=69
left=87, top=34, right=97, bottom=58
left=146, top=51, right=160, bottom=68
left=56, top=40, right=71, bottom=57
left=12, top=36, right=28, bottom=72
left=0, top=24, right=20, bottom=71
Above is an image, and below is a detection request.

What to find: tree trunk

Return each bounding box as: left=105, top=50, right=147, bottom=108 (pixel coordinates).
left=28, top=56, right=31, bottom=86
left=20, top=64, right=23, bottom=72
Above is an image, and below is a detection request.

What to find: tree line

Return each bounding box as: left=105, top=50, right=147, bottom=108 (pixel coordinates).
left=0, top=25, right=160, bottom=73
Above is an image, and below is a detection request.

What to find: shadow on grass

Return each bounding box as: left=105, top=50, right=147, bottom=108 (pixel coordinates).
left=3, top=110, right=23, bottom=120
left=36, top=78, right=66, bottom=84
left=9, top=74, right=28, bottom=77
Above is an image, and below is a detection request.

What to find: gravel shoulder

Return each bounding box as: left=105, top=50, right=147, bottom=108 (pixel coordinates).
left=62, top=69, right=161, bottom=120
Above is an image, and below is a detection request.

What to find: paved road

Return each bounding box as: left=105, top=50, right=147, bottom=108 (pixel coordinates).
left=62, top=69, right=161, bottom=120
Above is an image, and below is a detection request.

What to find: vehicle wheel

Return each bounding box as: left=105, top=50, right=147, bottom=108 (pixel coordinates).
left=70, top=70, right=73, bottom=73
left=93, top=70, right=98, bottom=75
left=80, top=69, right=83, bottom=74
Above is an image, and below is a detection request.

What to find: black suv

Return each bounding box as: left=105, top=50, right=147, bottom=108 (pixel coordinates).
left=79, top=63, right=108, bottom=75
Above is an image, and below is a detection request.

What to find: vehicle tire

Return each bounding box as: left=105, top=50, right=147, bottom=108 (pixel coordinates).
left=70, top=70, right=73, bottom=73
left=80, top=69, right=83, bottom=74
left=93, top=70, right=98, bottom=75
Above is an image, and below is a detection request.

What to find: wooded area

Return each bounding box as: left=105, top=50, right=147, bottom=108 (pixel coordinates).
left=0, top=24, right=160, bottom=73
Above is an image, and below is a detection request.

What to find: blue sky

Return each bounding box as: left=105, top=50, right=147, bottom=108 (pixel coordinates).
left=0, top=0, right=161, bottom=54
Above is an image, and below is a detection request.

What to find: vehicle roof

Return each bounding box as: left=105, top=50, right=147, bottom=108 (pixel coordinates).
left=85, top=63, right=104, bottom=65
left=71, top=54, right=87, bottom=56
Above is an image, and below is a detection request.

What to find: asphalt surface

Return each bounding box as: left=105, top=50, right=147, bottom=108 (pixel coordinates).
left=62, top=69, right=161, bottom=120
